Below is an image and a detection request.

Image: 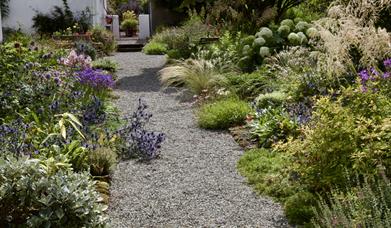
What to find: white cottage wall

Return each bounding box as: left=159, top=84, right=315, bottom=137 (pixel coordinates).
left=3, top=0, right=107, bottom=33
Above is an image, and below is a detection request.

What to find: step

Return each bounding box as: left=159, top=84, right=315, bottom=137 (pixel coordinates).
left=117, top=43, right=144, bottom=52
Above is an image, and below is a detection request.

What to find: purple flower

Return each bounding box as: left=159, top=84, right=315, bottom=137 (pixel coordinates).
left=384, top=59, right=391, bottom=68
left=359, top=69, right=370, bottom=84
left=383, top=72, right=390, bottom=79
left=77, top=68, right=114, bottom=89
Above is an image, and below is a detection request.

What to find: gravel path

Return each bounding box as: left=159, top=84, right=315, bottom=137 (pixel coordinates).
left=108, top=52, right=287, bottom=227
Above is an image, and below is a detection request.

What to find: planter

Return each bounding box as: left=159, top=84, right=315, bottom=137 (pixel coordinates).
left=106, top=15, right=113, bottom=24
left=52, top=34, right=91, bottom=41
left=125, top=28, right=137, bottom=37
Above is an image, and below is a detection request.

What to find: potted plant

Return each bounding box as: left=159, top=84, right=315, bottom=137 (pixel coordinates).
left=121, top=19, right=138, bottom=37
left=105, top=15, right=113, bottom=24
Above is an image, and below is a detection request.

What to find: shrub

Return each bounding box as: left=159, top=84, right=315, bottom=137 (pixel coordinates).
left=255, top=91, right=287, bottom=109
left=259, top=46, right=271, bottom=57
left=75, top=40, right=97, bottom=60
left=252, top=37, right=266, bottom=49
left=92, top=58, right=119, bottom=73
left=312, top=177, right=391, bottom=228
left=280, top=88, right=391, bottom=192
left=223, top=68, right=273, bottom=100
left=159, top=59, right=224, bottom=95
left=287, top=33, right=300, bottom=45
left=237, top=148, right=296, bottom=200
left=197, top=97, right=251, bottom=130
left=117, top=98, right=165, bottom=160
left=295, top=21, right=310, bottom=32
left=32, top=0, right=91, bottom=35
left=284, top=191, right=317, bottom=225
left=0, top=156, right=107, bottom=227
left=90, top=26, right=117, bottom=54
left=258, top=27, right=274, bottom=41
left=277, top=25, right=291, bottom=38
left=89, top=147, right=118, bottom=176
left=281, top=19, right=295, bottom=30
left=121, top=19, right=138, bottom=30
left=248, top=107, right=299, bottom=148
left=143, top=42, right=168, bottom=55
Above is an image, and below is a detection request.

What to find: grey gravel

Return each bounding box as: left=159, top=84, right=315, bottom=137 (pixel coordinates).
left=108, top=52, right=288, bottom=227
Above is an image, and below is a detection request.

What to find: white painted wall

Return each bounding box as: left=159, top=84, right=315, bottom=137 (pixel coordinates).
left=2, top=0, right=107, bottom=33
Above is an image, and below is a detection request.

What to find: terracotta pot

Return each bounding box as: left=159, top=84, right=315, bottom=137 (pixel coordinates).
left=106, top=16, right=113, bottom=24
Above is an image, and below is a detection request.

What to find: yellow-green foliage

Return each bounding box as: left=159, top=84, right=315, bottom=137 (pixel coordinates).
left=237, top=148, right=297, bottom=200
left=279, top=88, right=391, bottom=192
left=143, top=42, right=168, bottom=55
left=159, top=59, right=223, bottom=95
left=197, top=97, right=251, bottom=130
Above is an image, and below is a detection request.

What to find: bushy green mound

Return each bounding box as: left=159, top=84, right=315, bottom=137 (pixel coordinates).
left=197, top=97, right=251, bottom=130
left=277, top=25, right=291, bottom=38
left=143, top=42, right=168, bottom=55
left=259, top=47, right=270, bottom=57
left=281, top=19, right=295, bottom=30
left=0, top=157, right=107, bottom=227
left=255, top=91, right=287, bottom=108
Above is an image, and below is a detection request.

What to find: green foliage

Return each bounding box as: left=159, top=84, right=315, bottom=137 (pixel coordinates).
left=312, top=177, right=391, bottom=228
left=223, top=68, right=274, bottom=100
left=89, top=147, right=118, bottom=176
left=277, top=25, right=291, bottom=38
left=90, top=26, right=117, bottom=54
left=253, top=37, right=266, bottom=49
left=280, top=19, right=295, bottom=30
left=287, top=33, right=300, bottom=45
left=255, top=91, right=287, bottom=109
left=0, top=156, right=107, bottom=227
left=75, top=40, right=97, bottom=60
left=121, top=19, right=138, bottom=30
left=280, top=89, right=391, bottom=192
left=197, top=97, right=251, bottom=130
left=259, top=47, right=271, bottom=58
left=295, top=21, right=310, bottom=32
left=143, top=42, right=168, bottom=55
left=122, top=10, right=137, bottom=20
left=284, top=191, right=317, bottom=225
left=92, top=58, right=119, bottom=73
left=147, top=11, right=211, bottom=59
left=32, top=0, right=91, bottom=35
left=248, top=107, right=299, bottom=148
left=237, top=148, right=297, bottom=200
left=159, top=58, right=224, bottom=95
left=0, top=0, right=10, bottom=18
left=258, top=27, right=274, bottom=42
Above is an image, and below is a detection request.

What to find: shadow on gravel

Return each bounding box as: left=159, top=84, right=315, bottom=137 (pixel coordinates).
left=115, top=67, right=162, bottom=92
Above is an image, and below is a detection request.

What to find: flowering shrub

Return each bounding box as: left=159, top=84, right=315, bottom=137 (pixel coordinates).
left=77, top=68, right=114, bottom=90
left=59, top=50, right=92, bottom=69
left=117, top=99, right=165, bottom=160
left=358, top=58, right=391, bottom=93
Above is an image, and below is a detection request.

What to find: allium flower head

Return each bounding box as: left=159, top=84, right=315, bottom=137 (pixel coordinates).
left=77, top=68, right=114, bottom=89
left=384, top=59, right=391, bottom=68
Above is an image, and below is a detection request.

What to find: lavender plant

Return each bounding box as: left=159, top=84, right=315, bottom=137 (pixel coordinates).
left=117, top=98, right=165, bottom=160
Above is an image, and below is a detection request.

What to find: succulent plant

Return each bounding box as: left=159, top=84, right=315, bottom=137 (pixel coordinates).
left=259, top=46, right=271, bottom=58
left=278, top=25, right=291, bottom=38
